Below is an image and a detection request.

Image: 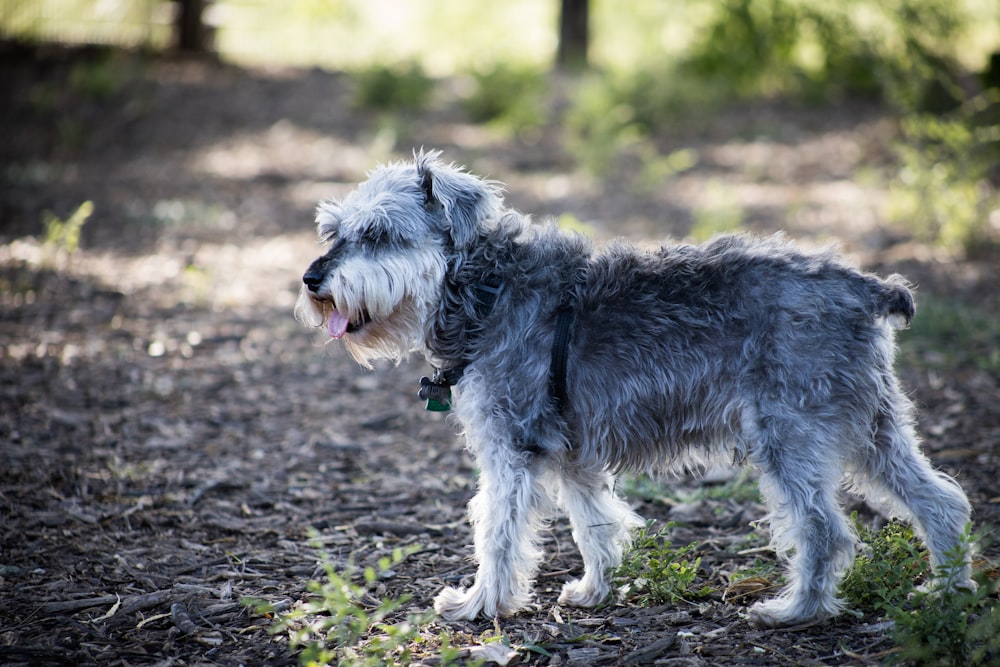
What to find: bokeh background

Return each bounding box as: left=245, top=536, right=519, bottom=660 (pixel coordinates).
left=2, top=2, right=1000, bottom=666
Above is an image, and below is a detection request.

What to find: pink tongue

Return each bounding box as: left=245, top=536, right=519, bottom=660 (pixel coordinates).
left=327, top=312, right=350, bottom=339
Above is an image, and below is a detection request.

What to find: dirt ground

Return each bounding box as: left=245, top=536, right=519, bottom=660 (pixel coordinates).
left=1, top=46, right=999, bottom=666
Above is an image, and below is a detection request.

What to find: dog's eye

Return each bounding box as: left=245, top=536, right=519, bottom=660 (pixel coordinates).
left=361, top=226, right=393, bottom=247
left=320, top=227, right=339, bottom=244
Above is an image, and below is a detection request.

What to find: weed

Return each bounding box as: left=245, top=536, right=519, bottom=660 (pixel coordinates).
left=840, top=516, right=930, bottom=614
left=839, top=521, right=1000, bottom=665
left=562, top=71, right=644, bottom=175
left=636, top=147, right=699, bottom=194
left=888, top=527, right=999, bottom=666
left=613, top=521, right=711, bottom=605
left=42, top=200, right=93, bottom=258
left=249, top=539, right=430, bottom=666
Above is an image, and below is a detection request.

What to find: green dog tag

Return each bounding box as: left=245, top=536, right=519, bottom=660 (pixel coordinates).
left=418, top=376, right=452, bottom=412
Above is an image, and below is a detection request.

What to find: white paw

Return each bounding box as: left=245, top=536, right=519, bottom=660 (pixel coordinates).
left=558, top=578, right=609, bottom=608
left=433, top=586, right=484, bottom=621
left=748, top=596, right=837, bottom=628
left=748, top=599, right=801, bottom=628
left=918, top=575, right=977, bottom=596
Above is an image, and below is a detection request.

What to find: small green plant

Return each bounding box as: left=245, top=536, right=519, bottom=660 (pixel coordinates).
left=253, top=540, right=428, bottom=666
left=839, top=521, right=1000, bottom=665
left=887, top=527, right=999, bottom=666
left=353, top=62, right=434, bottom=112
left=42, top=200, right=93, bottom=257
left=840, top=516, right=930, bottom=614
left=613, top=521, right=711, bottom=605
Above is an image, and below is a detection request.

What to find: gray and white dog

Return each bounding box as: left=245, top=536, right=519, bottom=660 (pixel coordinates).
left=295, top=150, right=973, bottom=627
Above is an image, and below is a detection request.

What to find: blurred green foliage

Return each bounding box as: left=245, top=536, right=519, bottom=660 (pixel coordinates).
left=463, top=64, right=546, bottom=132
left=352, top=62, right=435, bottom=112
left=887, top=96, right=1000, bottom=253
left=7, top=0, right=998, bottom=251
left=682, top=0, right=969, bottom=103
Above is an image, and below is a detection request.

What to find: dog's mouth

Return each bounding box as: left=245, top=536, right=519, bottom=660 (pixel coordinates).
left=303, top=288, right=374, bottom=340
left=325, top=307, right=371, bottom=339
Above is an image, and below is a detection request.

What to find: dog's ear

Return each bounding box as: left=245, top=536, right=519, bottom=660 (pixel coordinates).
left=415, top=149, right=501, bottom=250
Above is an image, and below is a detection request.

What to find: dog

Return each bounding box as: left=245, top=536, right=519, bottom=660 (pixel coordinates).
left=295, top=150, right=974, bottom=627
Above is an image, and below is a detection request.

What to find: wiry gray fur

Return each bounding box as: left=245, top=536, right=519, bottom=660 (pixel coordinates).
left=295, top=149, right=974, bottom=628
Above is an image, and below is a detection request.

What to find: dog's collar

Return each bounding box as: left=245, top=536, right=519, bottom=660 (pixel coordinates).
left=418, top=276, right=503, bottom=411
left=418, top=281, right=576, bottom=416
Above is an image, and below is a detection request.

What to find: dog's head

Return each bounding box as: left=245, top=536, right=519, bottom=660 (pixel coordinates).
left=295, top=149, right=503, bottom=367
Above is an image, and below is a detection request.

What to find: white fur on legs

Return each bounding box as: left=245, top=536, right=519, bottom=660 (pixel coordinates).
left=555, top=467, right=643, bottom=608
left=433, top=446, right=543, bottom=620
left=749, top=442, right=857, bottom=628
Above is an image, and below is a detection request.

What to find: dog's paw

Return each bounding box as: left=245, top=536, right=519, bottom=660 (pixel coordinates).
left=917, top=575, right=977, bottom=596
left=748, top=596, right=838, bottom=628
left=747, top=599, right=804, bottom=628
left=434, top=586, right=485, bottom=621
left=558, top=578, right=609, bottom=608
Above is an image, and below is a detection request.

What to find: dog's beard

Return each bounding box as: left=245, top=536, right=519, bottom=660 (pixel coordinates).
left=295, top=247, right=445, bottom=368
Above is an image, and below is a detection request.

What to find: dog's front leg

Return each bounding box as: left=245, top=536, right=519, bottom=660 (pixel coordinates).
left=434, top=444, right=542, bottom=621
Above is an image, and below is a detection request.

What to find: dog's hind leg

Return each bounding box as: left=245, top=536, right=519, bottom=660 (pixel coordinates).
left=848, top=386, right=974, bottom=591
left=555, top=466, right=643, bottom=608
left=748, top=417, right=857, bottom=627
left=433, top=442, right=545, bottom=620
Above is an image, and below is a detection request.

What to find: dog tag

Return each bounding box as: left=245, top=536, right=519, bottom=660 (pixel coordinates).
left=418, top=376, right=452, bottom=412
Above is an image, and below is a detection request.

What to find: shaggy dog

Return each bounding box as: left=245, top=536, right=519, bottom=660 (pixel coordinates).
left=295, top=150, right=973, bottom=627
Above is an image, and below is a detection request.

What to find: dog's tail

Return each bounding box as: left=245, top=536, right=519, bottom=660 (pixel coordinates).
left=873, top=274, right=915, bottom=329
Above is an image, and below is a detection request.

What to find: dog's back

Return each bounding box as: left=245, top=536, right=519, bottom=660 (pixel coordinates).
left=570, top=233, right=911, bottom=470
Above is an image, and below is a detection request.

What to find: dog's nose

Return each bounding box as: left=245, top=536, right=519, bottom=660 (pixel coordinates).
left=302, top=267, right=325, bottom=291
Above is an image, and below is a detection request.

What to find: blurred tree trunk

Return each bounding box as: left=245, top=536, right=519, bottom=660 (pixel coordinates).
left=556, top=0, right=589, bottom=69
left=175, top=0, right=208, bottom=52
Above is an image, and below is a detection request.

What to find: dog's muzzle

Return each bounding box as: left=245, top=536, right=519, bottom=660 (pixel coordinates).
left=301, top=268, right=370, bottom=339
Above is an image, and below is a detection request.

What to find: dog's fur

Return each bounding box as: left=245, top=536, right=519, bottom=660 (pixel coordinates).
left=295, top=150, right=973, bottom=627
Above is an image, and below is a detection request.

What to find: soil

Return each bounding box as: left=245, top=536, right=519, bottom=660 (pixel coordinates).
left=1, top=46, right=998, bottom=666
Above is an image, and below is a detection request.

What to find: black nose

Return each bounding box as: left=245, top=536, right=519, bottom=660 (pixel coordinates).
left=303, top=266, right=325, bottom=291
